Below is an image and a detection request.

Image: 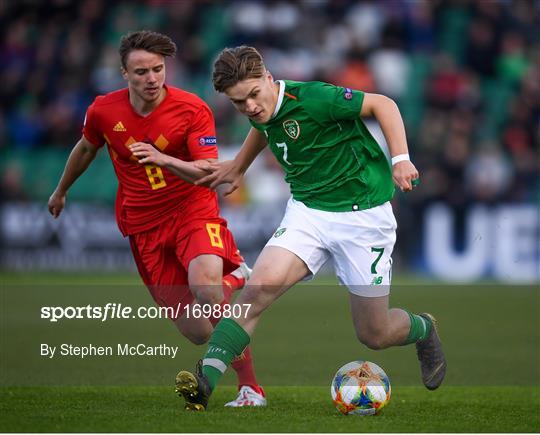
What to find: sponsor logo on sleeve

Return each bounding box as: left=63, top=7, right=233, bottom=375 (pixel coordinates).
left=199, top=136, right=217, bottom=146
left=344, top=87, right=353, bottom=100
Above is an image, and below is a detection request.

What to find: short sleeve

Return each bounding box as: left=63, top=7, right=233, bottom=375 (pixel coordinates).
left=301, top=82, right=364, bottom=123
left=82, top=102, right=105, bottom=148
left=186, top=105, right=219, bottom=160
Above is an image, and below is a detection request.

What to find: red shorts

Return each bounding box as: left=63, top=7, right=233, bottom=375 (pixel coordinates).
left=129, top=211, right=242, bottom=314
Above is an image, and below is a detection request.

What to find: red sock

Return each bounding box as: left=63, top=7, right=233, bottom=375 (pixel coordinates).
left=231, top=347, right=264, bottom=394
left=208, top=298, right=262, bottom=393
left=222, top=273, right=245, bottom=301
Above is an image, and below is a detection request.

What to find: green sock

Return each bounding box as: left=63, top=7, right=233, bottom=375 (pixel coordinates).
left=201, top=318, right=250, bottom=390
left=403, top=312, right=432, bottom=345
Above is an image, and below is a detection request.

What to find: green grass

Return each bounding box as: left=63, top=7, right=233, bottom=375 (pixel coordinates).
left=1, top=386, right=539, bottom=432
left=1, top=272, right=539, bottom=432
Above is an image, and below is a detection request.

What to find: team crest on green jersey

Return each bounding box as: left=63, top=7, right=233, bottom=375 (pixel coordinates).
left=283, top=120, right=300, bottom=140
left=273, top=228, right=287, bottom=238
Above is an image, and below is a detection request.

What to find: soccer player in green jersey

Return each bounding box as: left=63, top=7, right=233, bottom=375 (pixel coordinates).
left=175, top=46, right=447, bottom=411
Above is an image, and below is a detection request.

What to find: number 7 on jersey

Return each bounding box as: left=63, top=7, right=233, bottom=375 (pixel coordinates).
left=276, top=142, right=292, bottom=165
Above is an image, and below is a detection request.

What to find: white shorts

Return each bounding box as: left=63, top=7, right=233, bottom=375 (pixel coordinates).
left=266, top=198, right=397, bottom=297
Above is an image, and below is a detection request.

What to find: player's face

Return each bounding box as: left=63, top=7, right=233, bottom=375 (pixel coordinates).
left=122, top=50, right=166, bottom=105
left=224, top=72, right=279, bottom=124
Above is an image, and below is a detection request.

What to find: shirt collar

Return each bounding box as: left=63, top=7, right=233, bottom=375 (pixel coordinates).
left=271, top=80, right=285, bottom=119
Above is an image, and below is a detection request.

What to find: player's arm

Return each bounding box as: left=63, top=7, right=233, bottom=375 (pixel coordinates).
left=128, top=142, right=219, bottom=185
left=48, top=136, right=99, bottom=218
left=165, top=157, right=219, bottom=185
left=360, top=93, right=419, bottom=192
left=194, top=127, right=268, bottom=195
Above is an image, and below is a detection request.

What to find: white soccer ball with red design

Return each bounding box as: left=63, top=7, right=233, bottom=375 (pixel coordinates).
left=330, top=360, right=391, bottom=415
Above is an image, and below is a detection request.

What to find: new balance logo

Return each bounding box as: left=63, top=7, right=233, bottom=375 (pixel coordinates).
left=113, top=121, right=126, bottom=132
left=371, top=276, right=383, bottom=285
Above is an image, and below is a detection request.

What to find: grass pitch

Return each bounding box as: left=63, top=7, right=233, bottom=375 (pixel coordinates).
left=1, top=272, right=539, bottom=432
left=2, top=386, right=539, bottom=432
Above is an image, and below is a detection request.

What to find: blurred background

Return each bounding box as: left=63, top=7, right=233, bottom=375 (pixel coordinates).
left=1, top=0, right=538, bottom=282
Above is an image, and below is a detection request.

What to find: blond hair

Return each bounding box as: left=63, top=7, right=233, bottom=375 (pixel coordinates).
left=212, top=46, right=266, bottom=92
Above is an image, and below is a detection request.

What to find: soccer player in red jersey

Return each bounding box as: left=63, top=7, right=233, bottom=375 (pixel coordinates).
left=47, top=31, right=265, bottom=408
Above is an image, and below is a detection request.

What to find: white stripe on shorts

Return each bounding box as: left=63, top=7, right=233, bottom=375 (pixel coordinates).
left=203, top=358, right=228, bottom=373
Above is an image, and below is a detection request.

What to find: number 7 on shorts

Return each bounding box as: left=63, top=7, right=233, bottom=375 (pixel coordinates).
left=370, top=247, right=384, bottom=274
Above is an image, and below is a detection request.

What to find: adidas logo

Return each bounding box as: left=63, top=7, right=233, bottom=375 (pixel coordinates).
left=113, top=121, right=126, bottom=132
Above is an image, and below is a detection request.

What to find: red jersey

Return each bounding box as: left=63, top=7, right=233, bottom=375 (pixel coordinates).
left=82, top=85, right=220, bottom=236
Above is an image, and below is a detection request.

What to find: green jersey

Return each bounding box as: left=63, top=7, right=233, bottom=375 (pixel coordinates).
left=249, top=80, right=395, bottom=212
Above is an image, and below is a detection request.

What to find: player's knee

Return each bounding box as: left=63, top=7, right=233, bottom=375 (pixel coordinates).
left=184, top=330, right=210, bottom=345
left=189, top=266, right=223, bottom=305
left=189, top=267, right=222, bottom=287
left=192, top=286, right=223, bottom=306
left=356, top=329, right=388, bottom=350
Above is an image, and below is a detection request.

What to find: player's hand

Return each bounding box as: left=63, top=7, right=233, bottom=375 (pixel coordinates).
left=194, top=160, right=243, bottom=195
left=48, top=190, right=66, bottom=218
left=392, top=160, right=419, bottom=192
left=129, top=142, right=169, bottom=167
left=193, top=160, right=214, bottom=173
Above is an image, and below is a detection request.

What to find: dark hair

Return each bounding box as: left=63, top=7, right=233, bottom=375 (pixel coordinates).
left=119, top=30, right=177, bottom=69
left=212, top=46, right=266, bottom=92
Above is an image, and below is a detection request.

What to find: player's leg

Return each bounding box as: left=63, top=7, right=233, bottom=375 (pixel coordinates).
left=223, top=259, right=265, bottom=406
left=179, top=217, right=248, bottom=305
left=349, top=294, right=411, bottom=349
left=212, top=246, right=309, bottom=407
left=349, top=294, right=446, bottom=389
left=188, top=250, right=250, bottom=302
left=186, top=251, right=265, bottom=405
left=129, top=230, right=213, bottom=345
left=158, top=254, right=261, bottom=404
left=167, top=261, right=214, bottom=345
left=173, top=312, right=213, bottom=345
left=176, top=199, right=329, bottom=410
left=185, top=246, right=308, bottom=396
left=187, top=253, right=224, bottom=305
left=176, top=246, right=309, bottom=410
left=225, top=347, right=261, bottom=407
left=229, top=246, right=310, bottom=334
left=332, top=201, right=446, bottom=389
left=231, top=198, right=330, bottom=336
left=177, top=219, right=267, bottom=408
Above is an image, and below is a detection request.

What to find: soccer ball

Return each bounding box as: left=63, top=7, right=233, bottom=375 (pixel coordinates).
left=330, top=360, right=391, bottom=415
